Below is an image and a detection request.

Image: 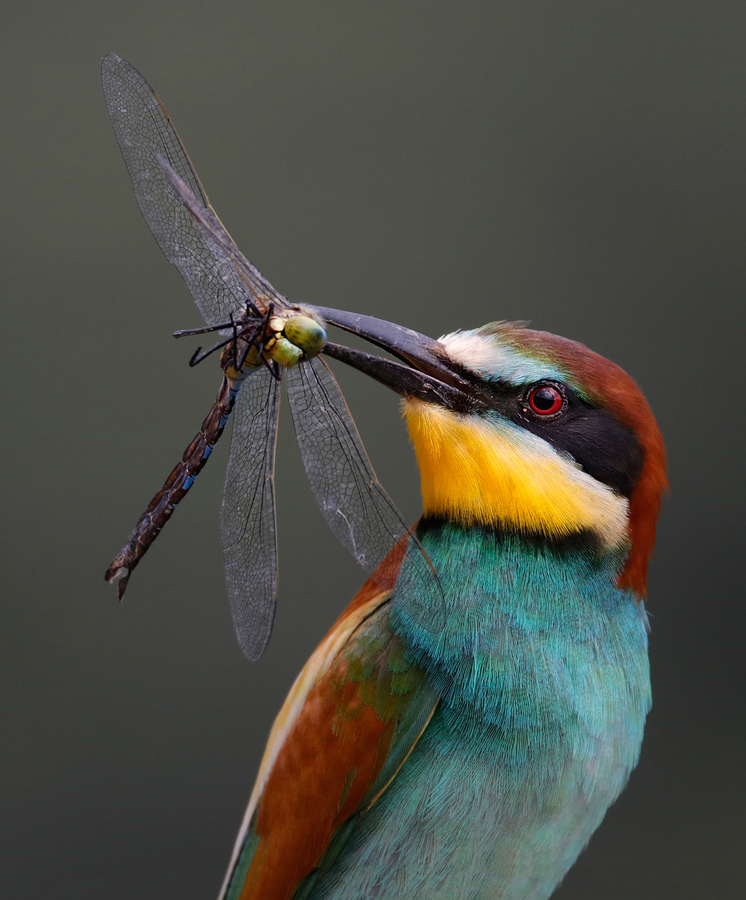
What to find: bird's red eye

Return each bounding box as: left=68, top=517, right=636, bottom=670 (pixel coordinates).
left=528, top=385, right=564, bottom=416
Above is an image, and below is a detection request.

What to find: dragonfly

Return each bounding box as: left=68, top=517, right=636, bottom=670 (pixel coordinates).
left=101, top=54, right=443, bottom=660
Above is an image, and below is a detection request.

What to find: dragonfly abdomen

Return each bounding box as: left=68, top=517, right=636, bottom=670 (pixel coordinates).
left=105, top=375, right=241, bottom=599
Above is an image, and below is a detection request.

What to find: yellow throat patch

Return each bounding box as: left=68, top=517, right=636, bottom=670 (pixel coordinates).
left=403, top=400, right=629, bottom=547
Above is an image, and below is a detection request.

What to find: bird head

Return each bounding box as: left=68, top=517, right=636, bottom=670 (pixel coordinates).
left=315, top=308, right=667, bottom=597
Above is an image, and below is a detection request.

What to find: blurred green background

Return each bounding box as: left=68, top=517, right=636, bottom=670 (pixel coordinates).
left=1, top=2, right=744, bottom=897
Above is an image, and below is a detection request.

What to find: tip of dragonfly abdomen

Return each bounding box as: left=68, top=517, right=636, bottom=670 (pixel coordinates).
left=105, top=564, right=131, bottom=601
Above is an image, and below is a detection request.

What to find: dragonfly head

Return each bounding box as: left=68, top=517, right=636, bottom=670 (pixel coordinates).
left=266, top=311, right=327, bottom=368
left=313, top=306, right=666, bottom=597
left=217, top=308, right=327, bottom=378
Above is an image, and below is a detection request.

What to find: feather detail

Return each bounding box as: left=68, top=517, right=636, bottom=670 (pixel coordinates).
left=219, top=579, right=439, bottom=900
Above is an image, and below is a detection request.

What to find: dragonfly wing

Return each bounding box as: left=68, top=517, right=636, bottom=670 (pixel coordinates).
left=221, top=366, right=282, bottom=660
left=286, top=357, right=445, bottom=632
left=101, top=54, right=282, bottom=325
left=155, top=156, right=288, bottom=315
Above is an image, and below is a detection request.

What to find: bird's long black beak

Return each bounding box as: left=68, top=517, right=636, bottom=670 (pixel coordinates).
left=310, top=306, right=478, bottom=414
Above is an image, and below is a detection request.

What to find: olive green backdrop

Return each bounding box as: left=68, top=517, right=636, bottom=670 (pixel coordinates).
left=1, top=2, right=743, bottom=897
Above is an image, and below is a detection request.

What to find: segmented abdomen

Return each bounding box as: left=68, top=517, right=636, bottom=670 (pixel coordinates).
left=105, top=376, right=240, bottom=598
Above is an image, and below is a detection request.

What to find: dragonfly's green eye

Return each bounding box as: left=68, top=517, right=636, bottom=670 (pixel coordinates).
left=268, top=336, right=304, bottom=368
left=283, top=315, right=327, bottom=360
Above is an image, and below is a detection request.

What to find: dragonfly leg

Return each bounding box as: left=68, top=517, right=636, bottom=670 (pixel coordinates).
left=173, top=320, right=237, bottom=338
left=188, top=333, right=237, bottom=367
left=230, top=313, right=238, bottom=370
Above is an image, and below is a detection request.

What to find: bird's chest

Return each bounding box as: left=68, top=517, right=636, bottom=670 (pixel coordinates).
left=314, top=611, right=649, bottom=900
left=343, top=526, right=652, bottom=899
left=360, top=682, right=641, bottom=900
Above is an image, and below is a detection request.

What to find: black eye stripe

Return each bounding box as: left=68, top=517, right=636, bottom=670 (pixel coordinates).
left=436, top=367, right=644, bottom=498
left=516, top=389, right=643, bottom=498
left=466, top=381, right=644, bottom=498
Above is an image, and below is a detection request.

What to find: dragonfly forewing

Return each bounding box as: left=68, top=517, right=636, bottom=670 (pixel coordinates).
left=102, top=54, right=255, bottom=326
left=221, top=366, right=282, bottom=661
left=156, top=154, right=288, bottom=318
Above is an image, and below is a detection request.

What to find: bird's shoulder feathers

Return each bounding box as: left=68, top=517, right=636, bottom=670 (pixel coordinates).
left=219, top=577, right=439, bottom=900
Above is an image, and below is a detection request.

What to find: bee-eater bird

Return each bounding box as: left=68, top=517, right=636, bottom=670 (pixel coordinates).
left=218, top=311, right=667, bottom=900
